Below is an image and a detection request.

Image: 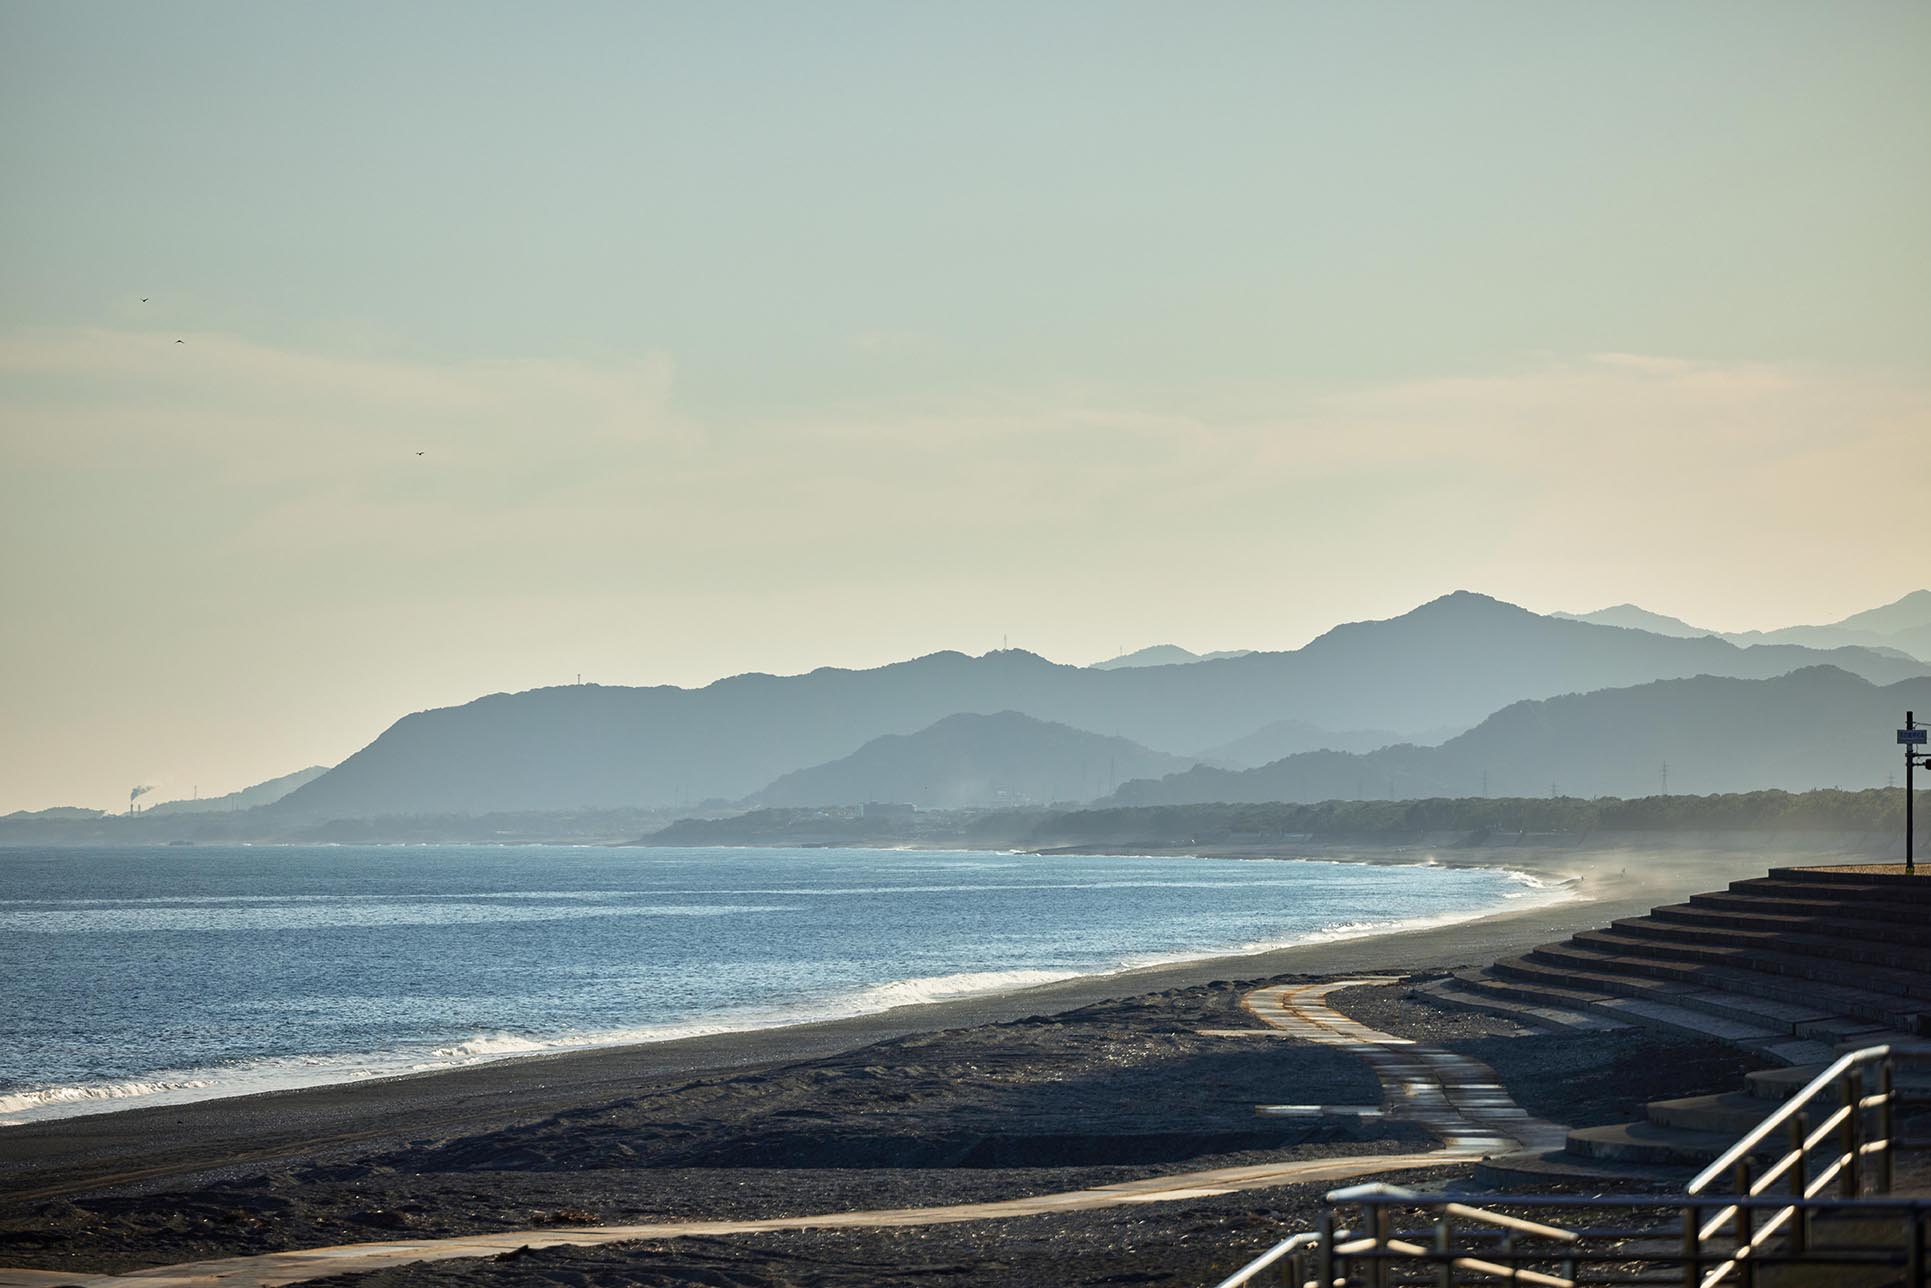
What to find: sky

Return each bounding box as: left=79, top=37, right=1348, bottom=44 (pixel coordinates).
left=2, top=1, right=1928, bottom=812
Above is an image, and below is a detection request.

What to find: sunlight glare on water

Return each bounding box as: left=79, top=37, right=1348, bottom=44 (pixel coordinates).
left=0, top=845, right=1551, bottom=1123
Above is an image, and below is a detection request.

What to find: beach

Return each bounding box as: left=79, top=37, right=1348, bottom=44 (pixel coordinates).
left=0, top=845, right=1789, bottom=1285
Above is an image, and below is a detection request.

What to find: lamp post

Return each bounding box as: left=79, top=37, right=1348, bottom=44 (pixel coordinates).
left=1901, top=711, right=1929, bottom=875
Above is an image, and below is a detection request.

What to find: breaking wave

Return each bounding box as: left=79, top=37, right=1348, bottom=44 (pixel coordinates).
left=1, top=847, right=1561, bottom=1127
left=0, top=1077, right=213, bottom=1118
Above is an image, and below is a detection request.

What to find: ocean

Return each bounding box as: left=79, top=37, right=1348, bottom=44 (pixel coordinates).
left=0, top=844, right=1556, bottom=1125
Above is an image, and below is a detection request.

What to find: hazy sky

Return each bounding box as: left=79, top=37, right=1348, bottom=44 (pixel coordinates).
left=3, top=2, right=1929, bottom=811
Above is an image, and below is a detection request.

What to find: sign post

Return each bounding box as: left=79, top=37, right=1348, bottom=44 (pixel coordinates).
left=1901, top=711, right=1929, bottom=874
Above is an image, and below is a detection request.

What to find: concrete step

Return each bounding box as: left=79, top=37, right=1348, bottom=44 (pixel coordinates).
left=1765, top=867, right=1931, bottom=897
left=1492, top=952, right=1691, bottom=1002
left=1590, top=995, right=1793, bottom=1047
left=1471, top=1146, right=1690, bottom=1191
left=1567, top=1120, right=1746, bottom=1166
left=1609, top=914, right=1931, bottom=973
left=1646, top=1091, right=1777, bottom=1136
left=1595, top=982, right=1895, bottom=1053
left=1670, top=987, right=1835, bottom=1031
left=1523, top=941, right=1930, bottom=1030
left=1455, top=965, right=1623, bottom=1012
left=1737, top=1048, right=1923, bottom=1103
left=1459, top=969, right=1835, bottom=1063
left=1651, top=901, right=1931, bottom=949
left=1558, top=930, right=1931, bottom=1005
left=1411, top=977, right=1629, bottom=1032
left=1599, top=1001, right=1834, bottom=1065
left=1737, top=874, right=1931, bottom=908
left=1746, top=1064, right=1833, bottom=1101
left=1688, top=889, right=1931, bottom=931
left=1799, top=1017, right=1897, bottom=1044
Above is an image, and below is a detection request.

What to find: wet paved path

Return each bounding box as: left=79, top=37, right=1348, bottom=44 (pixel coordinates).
left=1243, top=977, right=1566, bottom=1158
left=1, top=978, right=1559, bottom=1288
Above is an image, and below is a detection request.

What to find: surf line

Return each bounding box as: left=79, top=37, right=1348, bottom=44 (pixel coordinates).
left=1, top=978, right=1550, bottom=1288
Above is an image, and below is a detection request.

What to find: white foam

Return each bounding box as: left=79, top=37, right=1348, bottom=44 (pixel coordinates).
left=0, top=966, right=1094, bottom=1128
left=1110, top=871, right=1578, bottom=970
left=429, top=1033, right=553, bottom=1058
left=0, top=1077, right=213, bottom=1121
left=835, top=968, right=1079, bottom=1012
left=0, top=855, right=1571, bottom=1127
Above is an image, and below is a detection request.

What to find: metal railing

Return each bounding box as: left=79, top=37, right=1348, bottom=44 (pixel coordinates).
left=1214, top=1187, right=1929, bottom=1287
left=1214, top=1043, right=1930, bottom=1288
left=1684, top=1044, right=1914, bottom=1286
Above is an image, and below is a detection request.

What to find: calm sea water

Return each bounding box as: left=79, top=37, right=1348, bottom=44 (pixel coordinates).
left=0, top=845, right=1554, bottom=1124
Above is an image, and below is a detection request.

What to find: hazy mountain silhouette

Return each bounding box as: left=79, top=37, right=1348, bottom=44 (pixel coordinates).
left=143, top=766, right=331, bottom=815
left=1832, top=590, right=1931, bottom=636
left=1112, top=667, right=1931, bottom=806
left=1727, top=590, right=1931, bottom=661
left=1090, top=644, right=1253, bottom=669
left=269, top=592, right=1931, bottom=820
left=1552, top=604, right=1712, bottom=638
left=1193, top=718, right=1411, bottom=767
left=752, top=711, right=1194, bottom=808
left=1558, top=590, right=1931, bottom=662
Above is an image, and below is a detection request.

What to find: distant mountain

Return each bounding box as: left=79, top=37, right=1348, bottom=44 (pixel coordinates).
left=1728, top=591, right=1931, bottom=661
left=753, top=711, right=1195, bottom=808
left=1833, top=590, right=1931, bottom=637
left=1558, top=591, right=1931, bottom=663
left=270, top=592, right=1931, bottom=820
left=1112, top=667, right=1931, bottom=806
left=3, top=806, right=108, bottom=821
left=1552, top=604, right=1714, bottom=639
left=1193, top=718, right=1408, bottom=767
left=1888, top=625, right=1931, bottom=661
left=143, top=765, right=332, bottom=816
left=1091, top=644, right=1252, bottom=669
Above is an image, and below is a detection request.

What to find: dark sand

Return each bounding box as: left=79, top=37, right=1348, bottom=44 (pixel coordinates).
left=0, top=975, right=1769, bottom=1285
left=0, top=846, right=1790, bottom=1286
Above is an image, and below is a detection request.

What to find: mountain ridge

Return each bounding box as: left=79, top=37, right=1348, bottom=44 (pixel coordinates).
left=143, top=766, right=332, bottom=816
left=753, top=711, right=1195, bottom=808
left=269, top=591, right=1931, bottom=820
left=1091, top=644, right=1254, bottom=670
left=1111, top=666, right=1930, bottom=806
left=1557, top=590, right=1931, bottom=661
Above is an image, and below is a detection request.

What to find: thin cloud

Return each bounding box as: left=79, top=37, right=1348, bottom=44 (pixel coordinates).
left=0, top=327, right=686, bottom=468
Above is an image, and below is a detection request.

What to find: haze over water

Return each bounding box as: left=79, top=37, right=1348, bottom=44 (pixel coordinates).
left=0, top=845, right=1551, bottom=1124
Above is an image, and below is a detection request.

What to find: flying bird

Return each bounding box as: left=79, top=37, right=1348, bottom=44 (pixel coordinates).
left=140, top=297, right=149, bottom=303
left=175, top=338, right=184, bottom=344
left=415, top=451, right=424, bottom=456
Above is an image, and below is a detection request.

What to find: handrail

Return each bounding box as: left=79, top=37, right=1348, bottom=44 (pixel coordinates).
left=1687, top=1044, right=1893, bottom=1194
left=1439, top=1200, right=1580, bottom=1242
left=1328, top=1183, right=1580, bottom=1241
left=1206, top=1231, right=1317, bottom=1288
left=1209, top=1192, right=1931, bottom=1288
left=1211, top=1045, right=1928, bottom=1287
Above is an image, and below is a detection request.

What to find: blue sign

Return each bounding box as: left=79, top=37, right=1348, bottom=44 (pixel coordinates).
left=1901, top=729, right=1929, bottom=745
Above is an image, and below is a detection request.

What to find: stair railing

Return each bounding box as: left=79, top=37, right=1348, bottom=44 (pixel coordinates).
left=1212, top=1188, right=1929, bottom=1287
left=1686, top=1043, right=1925, bottom=1286
left=1210, top=1041, right=1929, bottom=1287
left=1207, top=1230, right=1318, bottom=1288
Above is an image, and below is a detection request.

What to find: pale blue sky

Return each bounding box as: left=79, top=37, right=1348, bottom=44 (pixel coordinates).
left=2, top=2, right=1928, bottom=809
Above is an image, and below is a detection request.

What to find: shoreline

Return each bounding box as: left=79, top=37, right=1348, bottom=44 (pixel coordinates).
left=0, top=851, right=1567, bottom=1130
left=0, top=842, right=1795, bottom=1202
